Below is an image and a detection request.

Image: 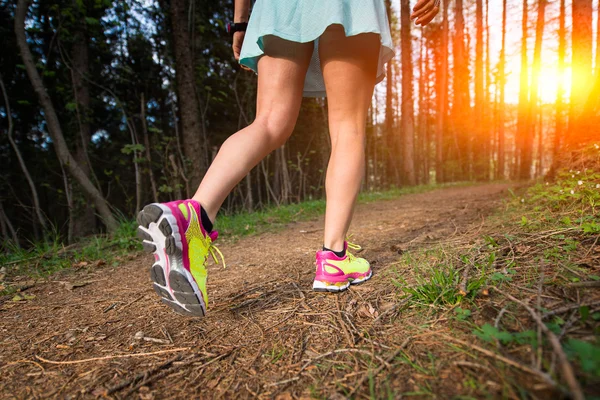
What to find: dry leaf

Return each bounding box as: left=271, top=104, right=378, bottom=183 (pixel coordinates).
left=73, top=261, right=89, bottom=268
left=357, top=305, right=372, bottom=318
left=368, top=303, right=376, bottom=315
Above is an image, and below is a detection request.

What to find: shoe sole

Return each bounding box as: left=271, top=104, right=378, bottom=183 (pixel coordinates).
left=137, top=203, right=207, bottom=318
left=312, top=270, right=373, bottom=293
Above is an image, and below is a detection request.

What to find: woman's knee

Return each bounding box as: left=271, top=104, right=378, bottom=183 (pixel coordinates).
left=254, top=111, right=295, bottom=150
left=329, top=122, right=367, bottom=149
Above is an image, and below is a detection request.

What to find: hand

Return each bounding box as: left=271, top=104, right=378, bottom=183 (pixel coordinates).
left=232, top=31, right=245, bottom=61
left=410, top=0, right=440, bottom=26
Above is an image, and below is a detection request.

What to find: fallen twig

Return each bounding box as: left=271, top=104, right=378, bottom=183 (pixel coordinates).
left=348, top=337, right=411, bottom=397
left=35, top=348, right=190, bottom=365
left=567, top=281, right=600, bottom=288
left=435, top=333, right=558, bottom=389
left=123, top=350, right=234, bottom=397
left=118, top=292, right=148, bottom=312
left=105, top=354, right=182, bottom=395
left=299, top=348, right=385, bottom=373
left=497, top=289, right=585, bottom=400
left=543, top=300, right=600, bottom=317
left=373, top=296, right=412, bottom=324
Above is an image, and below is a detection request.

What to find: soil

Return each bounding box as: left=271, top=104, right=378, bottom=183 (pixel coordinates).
left=0, top=184, right=517, bottom=399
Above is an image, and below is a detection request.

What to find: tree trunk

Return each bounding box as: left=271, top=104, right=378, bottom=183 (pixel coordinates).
left=528, top=0, right=547, bottom=177
left=71, top=1, right=98, bottom=237
left=14, top=0, right=118, bottom=232
left=453, top=0, right=470, bottom=181
left=568, top=0, right=593, bottom=144
left=596, top=0, right=600, bottom=78
left=435, top=0, right=448, bottom=184
left=0, top=200, right=18, bottom=246
left=474, top=0, right=485, bottom=180
left=516, top=0, right=530, bottom=180
left=552, top=0, right=566, bottom=166
left=171, top=0, right=205, bottom=190
left=484, top=0, right=491, bottom=180
left=498, top=0, right=507, bottom=180
left=141, top=93, right=159, bottom=203
left=1, top=73, right=47, bottom=233
left=384, top=0, right=396, bottom=186
left=400, top=0, right=415, bottom=185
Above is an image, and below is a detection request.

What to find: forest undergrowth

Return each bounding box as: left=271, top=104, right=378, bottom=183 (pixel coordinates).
left=376, top=147, right=600, bottom=398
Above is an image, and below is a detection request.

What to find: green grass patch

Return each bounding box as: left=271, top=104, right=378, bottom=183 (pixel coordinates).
left=0, top=219, right=141, bottom=296
left=386, top=145, right=600, bottom=398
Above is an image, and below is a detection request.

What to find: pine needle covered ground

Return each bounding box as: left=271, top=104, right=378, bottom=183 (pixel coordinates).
left=1, top=161, right=599, bottom=398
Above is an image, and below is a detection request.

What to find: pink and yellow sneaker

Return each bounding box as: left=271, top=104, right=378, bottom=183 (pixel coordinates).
left=136, top=199, right=223, bottom=317
left=313, top=241, right=372, bottom=292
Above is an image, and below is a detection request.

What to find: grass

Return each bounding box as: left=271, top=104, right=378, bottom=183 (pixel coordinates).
left=0, top=218, right=141, bottom=296
left=384, top=151, right=600, bottom=398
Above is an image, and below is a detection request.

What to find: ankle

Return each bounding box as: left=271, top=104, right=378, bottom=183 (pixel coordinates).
left=323, top=238, right=345, bottom=252
left=323, top=246, right=345, bottom=258
left=198, top=202, right=214, bottom=233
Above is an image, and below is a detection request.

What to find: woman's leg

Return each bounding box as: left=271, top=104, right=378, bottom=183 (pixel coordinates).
left=193, top=36, right=314, bottom=222
left=319, top=26, right=380, bottom=251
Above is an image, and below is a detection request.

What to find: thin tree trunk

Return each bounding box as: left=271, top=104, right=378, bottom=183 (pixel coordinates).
left=15, top=0, right=118, bottom=232
left=418, top=33, right=425, bottom=184
left=536, top=106, right=543, bottom=176
left=141, top=93, right=159, bottom=203
left=278, top=146, right=291, bottom=204
left=0, top=200, right=18, bottom=246
left=484, top=0, right=491, bottom=180
left=569, top=0, right=594, bottom=145
left=436, top=0, right=448, bottom=184
left=1, top=73, right=47, bottom=233
left=596, top=0, right=600, bottom=77
left=526, top=0, right=547, bottom=179
left=61, top=163, right=75, bottom=244
left=400, top=0, right=416, bottom=185
left=244, top=172, right=253, bottom=212
left=70, top=0, right=98, bottom=237
left=474, top=0, right=485, bottom=180
left=171, top=0, right=205, bottom=189
left=171, top=102, right=190, bottom=198
left=516, top=0, right=530, bottom=180
left=498, top=0, right=507, bottom=180
left=423, top=45, right=431, bottom=184
left=552, top=0, right=566, bottom=166
left=453, top=0, right=470, bottom=181
left=384, top=0, right=397, bottom=186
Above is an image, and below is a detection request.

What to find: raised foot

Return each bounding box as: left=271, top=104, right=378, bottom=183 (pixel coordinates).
left=137, top=203, right=206, bottom=318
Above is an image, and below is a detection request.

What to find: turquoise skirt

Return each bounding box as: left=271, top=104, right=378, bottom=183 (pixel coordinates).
left=239, top=0, right=395, bottom=97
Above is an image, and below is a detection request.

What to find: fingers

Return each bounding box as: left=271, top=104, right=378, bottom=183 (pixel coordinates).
left=411, top=0, right=440, bottom=25
left=414, top=6, right=439, bottom=26
left=412, top=0, right=430, bottom=13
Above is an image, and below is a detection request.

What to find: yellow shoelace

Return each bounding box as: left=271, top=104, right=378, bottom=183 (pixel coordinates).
left=208, top=241, right=226, bottom=269
left=346, top=237, right=362, bottom=261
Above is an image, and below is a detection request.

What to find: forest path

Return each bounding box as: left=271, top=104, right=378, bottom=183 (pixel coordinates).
left=1, top=183, right=513, bottom=399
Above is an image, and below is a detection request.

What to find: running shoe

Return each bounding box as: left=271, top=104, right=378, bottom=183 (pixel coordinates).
left=136, top=199, right=224, bottom=317
left=313, top=241, right=372, bottom=292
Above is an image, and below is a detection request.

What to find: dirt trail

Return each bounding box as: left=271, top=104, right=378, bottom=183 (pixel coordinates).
left=0, top=183, right=513, bottom=399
